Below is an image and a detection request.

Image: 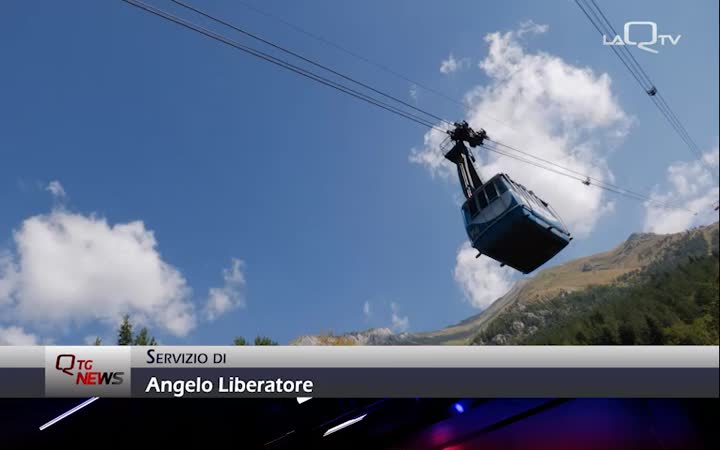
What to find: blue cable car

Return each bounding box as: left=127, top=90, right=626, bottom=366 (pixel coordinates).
left=445, top=122, right=572, bottom=274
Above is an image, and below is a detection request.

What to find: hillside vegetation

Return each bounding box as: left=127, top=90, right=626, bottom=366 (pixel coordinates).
left=472, top=226, right=719, bottom=345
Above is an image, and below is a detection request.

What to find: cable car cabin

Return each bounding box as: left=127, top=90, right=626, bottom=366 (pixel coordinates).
left=444, top=122, right=571, bottom=273
left=461, top=174, right=571, bottom=274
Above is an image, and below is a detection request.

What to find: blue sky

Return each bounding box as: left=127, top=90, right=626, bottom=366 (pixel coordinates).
left=1, top=0, right=718, bottom=345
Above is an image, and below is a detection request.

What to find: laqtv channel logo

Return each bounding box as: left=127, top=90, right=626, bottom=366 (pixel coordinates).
left=603, top=21, right=681, bottom=54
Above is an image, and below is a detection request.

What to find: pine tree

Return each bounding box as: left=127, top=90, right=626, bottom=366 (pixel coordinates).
left=130, top=326, right=157, bottom=346
left=118, top=314, right=133, bottom=345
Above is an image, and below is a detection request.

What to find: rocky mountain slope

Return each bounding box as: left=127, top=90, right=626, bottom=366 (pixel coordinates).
left=291, top=222, right=719, bottom=345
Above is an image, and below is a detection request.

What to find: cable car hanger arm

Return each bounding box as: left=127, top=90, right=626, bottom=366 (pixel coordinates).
left=444, top=122, right=489, bottom=199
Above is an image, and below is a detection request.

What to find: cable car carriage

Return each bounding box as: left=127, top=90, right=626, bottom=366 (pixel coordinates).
left=445, top=122, right=572, bottom=274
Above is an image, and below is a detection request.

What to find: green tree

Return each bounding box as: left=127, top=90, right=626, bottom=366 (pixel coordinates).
left=596, top=325, right=619, bottom=344
left=574, top=330, right=589, bottom=344
left=254, top=336, right=278, bottom=346
left=117, top=315, right=157, bottom=345
left=665, top=317, right=717, bottom=345
left=233, top=336, right=247, bottom=345
left=133, top=327, right=157, bottom=346
left=618, top=323, right=637, bottom=345
left=93, top=337, right=102, bottom=346
left=644, top=316, right=665, bottom=344
left=117, top=314, right=133, bottom=345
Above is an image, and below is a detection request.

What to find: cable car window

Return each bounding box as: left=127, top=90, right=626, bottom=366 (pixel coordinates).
left=532, top=195, right=543, bottom=210
left=486, top=182, right=498, bottom=202
left=536, top=198, right=548, bottom=212
left=530, top=193, right=545, bottom=211
left=477, top=191, right=488, bottom=209
left=518, top=187, right=533, bottom=208
left=462, top=205, right=470, bottom=222
left=495, top=178, right=508, bottom=194
left=508, top=180, right=524, bottom=204
left=464, top=199, right=478, bottom=221
left=468, top=198, right=478, bottom=217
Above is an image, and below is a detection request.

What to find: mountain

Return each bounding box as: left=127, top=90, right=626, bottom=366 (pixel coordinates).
left=290, top=222, right=719, bottom=345
left=291, top=327, right=411, bottom=345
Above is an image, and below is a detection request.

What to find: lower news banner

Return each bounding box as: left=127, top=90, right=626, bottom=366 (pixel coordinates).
left=0, top=346, right=717, bottom=398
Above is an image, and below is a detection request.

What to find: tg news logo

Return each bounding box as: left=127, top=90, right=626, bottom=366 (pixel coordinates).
left=55, top=353, right=125, bottom=385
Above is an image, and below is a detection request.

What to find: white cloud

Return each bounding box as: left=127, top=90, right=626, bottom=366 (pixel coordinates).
left=517, top=20, right=549, bottom=37
left=643, top=147, right=719, bottom=234
left=363, top=300, right=371, bottom=318
left=413, top=22, right=629, bottom=236
left=46, top=180, right=66, bottom=198
left=0, top=210, right=196, bottom=336
left=204, top=258, right=246, bottom=320
left=390, top=302, right=409, bottom=332
left=440, top=54, right=470, bottom=74
left=409, top=126, right=454, bottom=177
left=0, top=325, right=39, bottom=345
left=0, top=252, right=18, bottom=306
left=454, top=242, right=515, bottom=309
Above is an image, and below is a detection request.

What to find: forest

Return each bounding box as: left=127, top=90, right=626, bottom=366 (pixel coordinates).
left=472, top=228, right=719, bottom=345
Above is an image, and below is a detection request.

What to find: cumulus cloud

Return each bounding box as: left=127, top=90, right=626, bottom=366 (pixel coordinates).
left=412, top=22, right=629, bottom=236
left=644, top=147, right=719, bottom=234
left=409, top=126, right=454, bottom=177
left=440, top=54, right=470, bottom=74
left=0, top=210, right=196, bottom=336
left=0, top=325, right=39, bottom=345
left=390, top=302, right=409, bottom=332
left=204, top=258, right=246, bottom=320
left=46, top=180, right=66, bottom=198
left=454, top=242, right=515, bottom=309
left=0, top=252, right=18, bottom=306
